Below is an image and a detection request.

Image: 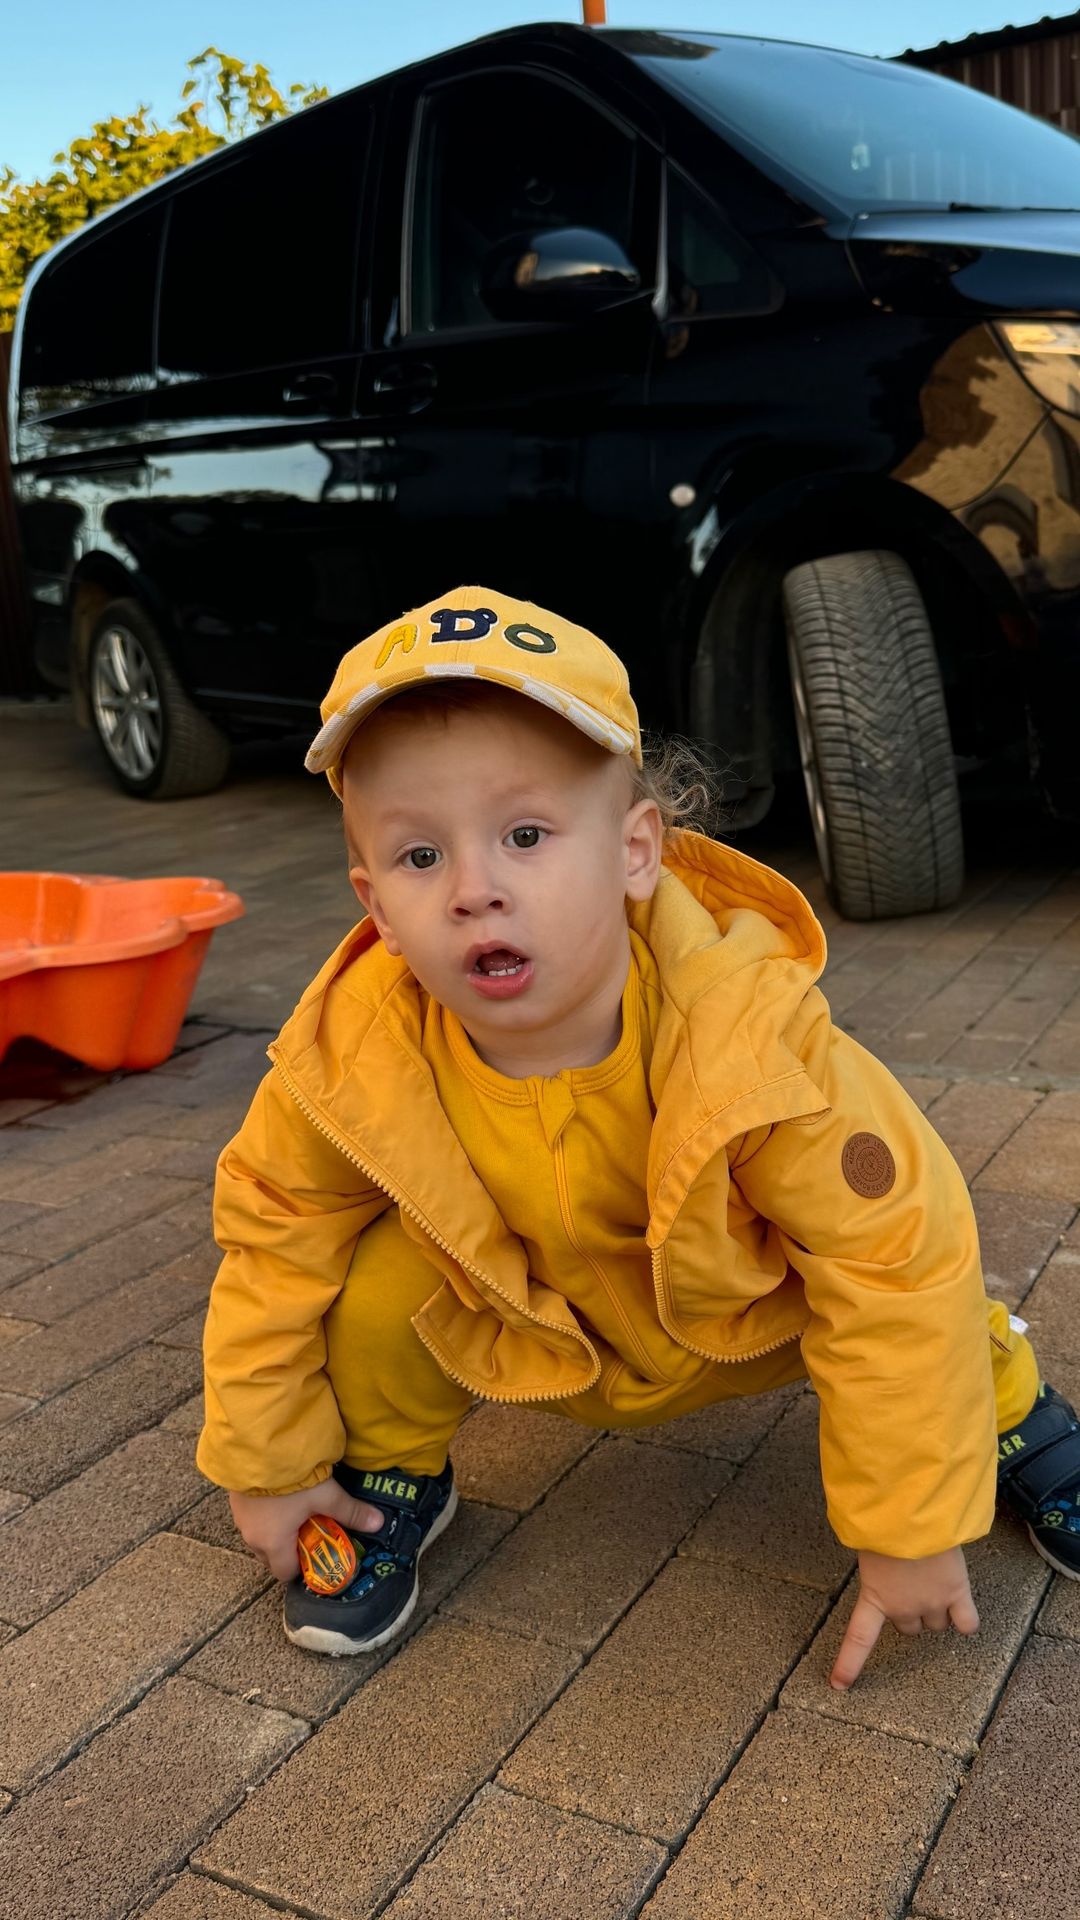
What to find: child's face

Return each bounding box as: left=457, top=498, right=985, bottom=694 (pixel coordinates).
left=342, top=689, right=662, bottom=1068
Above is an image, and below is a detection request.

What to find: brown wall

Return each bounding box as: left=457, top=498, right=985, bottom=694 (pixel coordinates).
left=906, top=19, right=1080, bottom=131
left=0, top=332, right=34, bottom=697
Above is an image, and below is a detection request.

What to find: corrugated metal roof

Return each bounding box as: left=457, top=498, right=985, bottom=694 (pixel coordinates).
left=904, top=9, right=1080, bottom=64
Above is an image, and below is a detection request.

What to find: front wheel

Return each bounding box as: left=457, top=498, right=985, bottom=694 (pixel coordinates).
left=782, top=550, right=964, bottom=920
left=87, top=598, right=231, bottom=799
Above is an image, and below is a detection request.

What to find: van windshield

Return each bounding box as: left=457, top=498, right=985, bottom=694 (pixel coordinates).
left=624, top=33, right=1080, bottom=215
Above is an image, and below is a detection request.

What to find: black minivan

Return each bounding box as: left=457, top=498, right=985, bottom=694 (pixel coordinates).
left=11, top=24, right=1080, bottom=918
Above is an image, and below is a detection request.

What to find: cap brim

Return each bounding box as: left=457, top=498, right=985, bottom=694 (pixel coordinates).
left=306, top=659, right=640, bottom=789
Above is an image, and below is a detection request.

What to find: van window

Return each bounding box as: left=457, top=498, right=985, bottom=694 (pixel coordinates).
left=20, top=203, right=162, bottom=420
left=158, top=102, right=364, bottom=379
left=409, top=72, right=639, bottom=333
left=665, top=166, right=778, bottom=318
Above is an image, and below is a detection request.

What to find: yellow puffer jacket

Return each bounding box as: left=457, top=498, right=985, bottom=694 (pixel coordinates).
left=198, top=830, right=996, bottom=1558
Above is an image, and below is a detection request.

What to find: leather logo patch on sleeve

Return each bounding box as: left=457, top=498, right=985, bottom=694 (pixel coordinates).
left=841, top=1132, right=896, bottom=1198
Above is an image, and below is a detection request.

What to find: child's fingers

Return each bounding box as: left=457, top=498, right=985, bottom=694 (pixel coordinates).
left=949, top=1590, right=980, bottom=1636
left=265, top=1537, right=303, bottom=1583
left=319, top=1483, right=385, bottom=1537
left=829, top=1594, right=886, bottom=1690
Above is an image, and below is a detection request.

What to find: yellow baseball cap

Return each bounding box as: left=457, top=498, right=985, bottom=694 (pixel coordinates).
left=305, top=585, right=642, bottom=796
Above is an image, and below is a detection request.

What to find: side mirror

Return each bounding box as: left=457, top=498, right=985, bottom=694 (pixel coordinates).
left=480, top=226, right=642, bottom=321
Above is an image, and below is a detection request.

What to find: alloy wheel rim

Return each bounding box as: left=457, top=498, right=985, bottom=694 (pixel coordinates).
left=787, top=640, right=833, bottom=887
left=91, top=626, right=163, bottom=781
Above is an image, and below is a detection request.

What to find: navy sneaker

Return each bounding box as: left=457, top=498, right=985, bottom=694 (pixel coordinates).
left=283, top=1460, right=457, bottom=1656
left=997, top=1383, right=1080, bottom=1579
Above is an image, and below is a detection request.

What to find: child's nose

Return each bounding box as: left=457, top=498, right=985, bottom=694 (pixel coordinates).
left=448, top=859, right=506, bottom=917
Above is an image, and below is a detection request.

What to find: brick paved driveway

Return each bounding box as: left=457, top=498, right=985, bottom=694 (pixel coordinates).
left=1, top=707, right=1079, bottom=1920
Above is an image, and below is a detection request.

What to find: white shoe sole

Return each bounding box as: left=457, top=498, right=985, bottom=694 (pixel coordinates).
left=1027, top=1520, right=1080, bottom=1581
left=283, top=1482, right=459, bottom=1657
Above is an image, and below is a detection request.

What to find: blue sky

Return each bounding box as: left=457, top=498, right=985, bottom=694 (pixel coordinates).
left=3, top=1, right=1074, bottom=185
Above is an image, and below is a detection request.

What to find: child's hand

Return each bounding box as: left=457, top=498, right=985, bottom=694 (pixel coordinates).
left=829, top=1545, right=979, bottom=1690
left=229, top=1479, right=384, bottom=1583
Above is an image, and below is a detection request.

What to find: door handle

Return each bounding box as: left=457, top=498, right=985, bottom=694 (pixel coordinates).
left=370, top=361, right=438, bottom=411
left=282, top=371, right=338, bottom=407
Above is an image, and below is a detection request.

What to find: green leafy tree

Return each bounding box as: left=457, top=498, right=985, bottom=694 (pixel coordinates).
left=0, top=48, right=327, bottom=329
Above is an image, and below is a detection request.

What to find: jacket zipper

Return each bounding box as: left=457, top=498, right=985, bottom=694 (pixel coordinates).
left=553, top=1135, right=664, bottom=1382
left=271, top=1055, right=601, bottom=1404
left=650, top=1245, right=805, bottom=1364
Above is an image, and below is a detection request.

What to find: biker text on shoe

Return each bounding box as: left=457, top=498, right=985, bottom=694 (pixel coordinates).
left=360, top=1472, right=419, bottom=1501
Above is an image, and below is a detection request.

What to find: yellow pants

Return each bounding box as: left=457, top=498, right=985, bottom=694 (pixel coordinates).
left=325, top=1208, right=1041, bottom=1475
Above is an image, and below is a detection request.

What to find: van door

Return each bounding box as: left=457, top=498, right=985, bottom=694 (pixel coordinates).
left=13, top=200, right=163, bottom=686
left=359, top=60, right=660, bottom=658
left=139, top=93, right=376, bottom=723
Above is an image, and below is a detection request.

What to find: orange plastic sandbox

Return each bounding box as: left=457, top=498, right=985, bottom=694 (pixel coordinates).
left=0, top=873, right=245, bottom=1071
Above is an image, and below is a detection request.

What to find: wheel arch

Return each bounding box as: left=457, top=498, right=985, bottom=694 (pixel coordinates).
left=673, top=471, right=1028, bottom=826
left=66, top=557, right=181, bottom=730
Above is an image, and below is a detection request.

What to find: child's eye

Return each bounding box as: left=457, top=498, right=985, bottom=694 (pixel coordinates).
left=506, top=826, right=546, bottom=850
left=404, top=846, right=440, bottom=870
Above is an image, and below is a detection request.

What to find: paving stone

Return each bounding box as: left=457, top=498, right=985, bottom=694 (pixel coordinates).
left=0, top=1676, right=306, bottom=1920
left=0, top=1487, right=28, bottom=1523
left=0, top=1314, right=39, bottom=1348
left=444, top=1436, right=730, bottom=1651
left=196, top=1618, right=576, bottom=1919
left=450, top=1403, right=596, bottom=1510
left=0, top=1101, right=53, bottom=1126
left=640, top=1707, right=961, bottom=1920
left=382, top=1783, right=667, bottom=1920
left=160, top=1390, right=205, bottom=1434
left=147, top=1138, right=222, bottom=1183
left=975, top=1106, right=1080, bottom=1202
left=172, top=1487, right=241, bottom=1554
left=1019, top=1249, right=1080, bottom=1401
left=681, top=1393, right=853, bottom=1593
left=0, top=1172, right=200, bottom=1263
left=1024, top=1020, right=1080, bottom=1075
left=635, top=1382, right=802, bottom=1464
left=0, top=1533, right=265, bottom=1788
left=131, top=1093, right=255, bottom=1145
left=0, top=1431, right=208, bottom=1625
left=897, top=1076, right=948, bottom=1113
left=502, top=1554, right=825, bottom=1842
left=0, top=1200, right=44, bottom=1239
left=912, top=1638, right=1080, bottom=1920
left=154, top=1309, right=207, bottom=1351
left=939, top=1033, right=1029, bottom=1073
left=187, top=1497, right=515, bottom=1721
left=0, top=1391, right=35, bottom=1425
left=1060, top=1208, right=1080, bottom=1248
left=972, top=1190, right=1075, bottom=1310
left=0, top=1190, right=214, bottom=1322
left=0, top=1265, right=209, bottom=1398
left=0, top=1107, right=183, bottom=1162
left=781, top=1515, right=1050, bottom=1756
left=140, top=1879, right=288, bottom=1919
left=0, top=1132, right=208, bottom=1207
left=923, top=1082, right=1039, bottom=1182
left=152, top=1031, right=272, bottom=1100
left=0, top=1345, right=202, bottom=1496
left=1034, top=1570, right=1080, bottom=1642
left=0, top=1252, right=39, bottom=1295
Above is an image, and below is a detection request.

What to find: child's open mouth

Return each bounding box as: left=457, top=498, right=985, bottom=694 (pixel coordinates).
left=465, top=944, right=534, bottom=1000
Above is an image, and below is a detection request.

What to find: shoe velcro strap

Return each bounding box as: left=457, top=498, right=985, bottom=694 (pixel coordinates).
left=355, top=1508, right=423, bottom=1562
left=998, top=1401, right=1080, bottom=1514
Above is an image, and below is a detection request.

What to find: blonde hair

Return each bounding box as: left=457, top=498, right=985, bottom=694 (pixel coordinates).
left=632, top=731, right=724, bottom=838
left=340, top=682, right=726, bottom=842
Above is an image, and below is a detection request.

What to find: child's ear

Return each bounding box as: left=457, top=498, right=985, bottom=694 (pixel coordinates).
left=623, top=798, right=664, bottom=902
left=349, top=867, right=403, bottom=956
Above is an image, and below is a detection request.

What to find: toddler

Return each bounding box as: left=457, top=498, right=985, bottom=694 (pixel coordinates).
left=198, top=586, right=1080, bottom=1688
